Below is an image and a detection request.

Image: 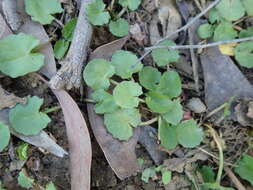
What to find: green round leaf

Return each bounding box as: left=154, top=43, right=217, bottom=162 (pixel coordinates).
left=208, top=8, right=220, bottom=24
left=119, top=0, right=141, bottom=11
left=141, top=167, right=156, bottom=183
left=0, top=33, right=45, bottom=78
left=199, top=166, right=216, bottom=183
left=109, top=18, right=129, bottom=37
left=176, top=120, right=203, bottom=148
left=234, top=154, right=253, bottom=185
left=104, top=108, right=141, bottom=140
left=25, top=0, right=63, bottom=25
left=216, top=0, right=245, bottom=21
left=151, top=40, right=180, bottom=66
left=162, top=99, right=183, bottom=125
left=45, top=182, right=57, bottom=190
left=9, top=96, right=51, bottom=135
left=92, top=89, right=118, bottom=114
left=139, top=66, right=161, bottom=90
left=197, top=24, right=214, bottom=39
left=83, top=59, right=115, bottom=90
left=86, top=0, right=110, bottom=26
left=111, top=50, right=143, bottom=79
left=162, top=169, right=172, bottom=185
left=157, top=71, right=182, bottom=98
left=53, top=39, right=70, bottom=59
left=18, top=171, right=34, bottom=189
left=113, top=81, right=143, bottom=108
left=62, top=18, right=77, bottom=41
left=239, top=26, right=253, bottom=38
left=145, top=91, right=173, bottom=113
left=235, top=41, right=253, bottom=68
left=0, top=122, right=10, bottom=152
left=242, top=0, right=253, bottom=16
left=213, top=22, right=237, bottom=42
left=158, top=119, right=178, bottom=150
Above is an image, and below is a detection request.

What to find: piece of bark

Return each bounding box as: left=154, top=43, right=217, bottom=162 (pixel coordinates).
left=0, top=109, right=68, bottom=157
left=235, top=99, right=253, bottom=126
left=49, top=0, right=93, bottom=89
left=200, top=47, right=253, bottom=111
left=53, top=90, right=92, bottom=190
left=0, top=12, right=12, bottom=38
left=87, top=37, right=141, bottom=179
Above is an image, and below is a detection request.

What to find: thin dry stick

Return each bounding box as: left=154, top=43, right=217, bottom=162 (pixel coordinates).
left=188, top=28, right=200, bottom=93
left=224, top=167, right=246, bottom=190
left=135, top=0, right=222, bottom=65
left=145, top=36, right=253, bottom=51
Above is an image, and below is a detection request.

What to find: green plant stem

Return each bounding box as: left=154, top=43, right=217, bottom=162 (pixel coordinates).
left=110, top=79, right=119, bottom=85
left=84, top=98, right=96, bottom=103
left=43, top=106, right=61, bottom=114
left=118, top=7, right=127, bottom=18
left=139, top=117, right=158, bottom=126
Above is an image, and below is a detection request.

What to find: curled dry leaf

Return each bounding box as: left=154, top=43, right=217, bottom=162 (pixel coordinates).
left=0, top=85, right=26, bottom=110
left=235, top=99, right=253, bottom=126
left=88, top=36, right=141, bottom=179
left=149, top=0, right=182, bottom=44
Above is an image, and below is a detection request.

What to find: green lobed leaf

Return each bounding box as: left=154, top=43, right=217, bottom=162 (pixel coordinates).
left=213, top=21, right=237, bottom=42
left=242, top=0, right=253, bottom=16
left=45, top=182, right=57, bottom=190
left=111, top=50, right=143, bottom=79
left=0, top=122, right=10, bottom=152
left=119, top=0, right=141, bottom=11
left=235, top=41, right=253, bottom=68
left=157, top=71, right=182, bottom=98
left=145, top=91, right=174, bottom=113
left=16, top=143, right=29, bottom=161
left=18, top=170, right=34, bottom=189
left=83, top=59, right=115, bottom=90
left=113, top=81, right=142, bottom=108
left=92, top=89, right=118, bottom=114
left=9, top=96, right=51, bottom=135
left=162, top=99, right=183, bottom=125
left=104, top=108, right=141, bottom=140
left=239, top=26, right=253, bottom=38
left=216, top=0, right=245, bottom=21
left=198, top=24, right=214, bottom=39
left=176, top=119, right=203, bottom=148
left=141, top=167, right=156, bottom=183
left=234, top=154, right=253, bottom=185
left=158, top=118, right=178, bottom=150
left=208, top=8, right=220, bottom=24
left=62, top=18, right=77, bottom=41
left=151, top=40, right=180, bottom=66
left=54, top=39, right=70, bottom=59
left=199, top=166, right=216, bottom=183
left=0, top=33, right=45, bottom=78
left=109, top=18, right=129, bottom=37
left=139, top=66, right=161, bottom=90
left=161, top=169, right=172, bottom=185
left=86, top=0, right=110, bottom=26
left=25, top=0, right=63, bottom=25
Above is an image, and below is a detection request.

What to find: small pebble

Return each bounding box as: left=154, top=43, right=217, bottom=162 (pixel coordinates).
left=186, top=98, right=207, bottom=113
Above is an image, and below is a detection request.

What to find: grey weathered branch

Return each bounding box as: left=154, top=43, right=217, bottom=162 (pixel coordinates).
left=49, top=0, right=93, bottom=90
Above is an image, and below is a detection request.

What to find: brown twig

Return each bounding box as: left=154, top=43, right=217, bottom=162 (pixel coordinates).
left=49, top=0, right=93, bottom=90
left=224, top=166, right=246, bottom=190
left=188, top=27, right=200, bottom=93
